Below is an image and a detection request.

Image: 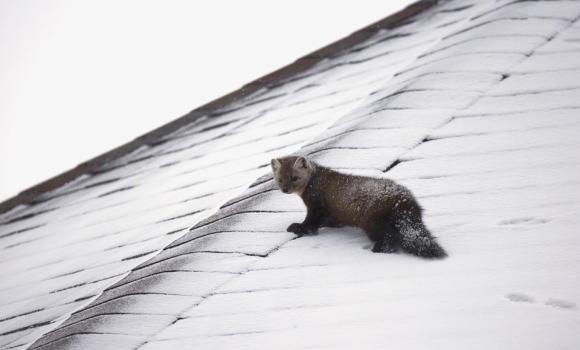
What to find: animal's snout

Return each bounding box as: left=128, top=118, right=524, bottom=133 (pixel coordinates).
left=282, top=187, right=289, bottom=193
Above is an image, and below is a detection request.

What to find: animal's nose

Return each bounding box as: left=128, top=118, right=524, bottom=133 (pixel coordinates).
left=282, top=187, right=289, bottom=193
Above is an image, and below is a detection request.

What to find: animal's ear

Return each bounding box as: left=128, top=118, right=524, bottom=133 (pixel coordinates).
left=271, top=158, right=281, bottom=171
left=293, top=156, right=308, bottom=170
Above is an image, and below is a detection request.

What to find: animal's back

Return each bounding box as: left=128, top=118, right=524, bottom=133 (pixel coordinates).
left=312, top=168, right=406, bottom=227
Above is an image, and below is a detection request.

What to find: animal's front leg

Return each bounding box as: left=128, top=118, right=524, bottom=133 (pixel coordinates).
left=287, top=207, right=323, bottom=236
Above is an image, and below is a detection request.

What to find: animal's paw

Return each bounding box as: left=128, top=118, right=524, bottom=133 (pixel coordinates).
left=372, top=242, right=398, bottom=253
left=287, top=223, right=303, bottom=234
left=287, top=223, right=318, bottom=236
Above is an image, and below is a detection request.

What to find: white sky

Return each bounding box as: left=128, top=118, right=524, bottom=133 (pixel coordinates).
left=0, top=0, right=414, bottom=202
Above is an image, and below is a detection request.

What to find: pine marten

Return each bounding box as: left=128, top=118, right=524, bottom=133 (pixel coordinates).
left=271, top=156, right=447, bottom=258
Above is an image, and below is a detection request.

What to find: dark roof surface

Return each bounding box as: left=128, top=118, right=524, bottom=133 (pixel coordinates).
left=2, top=0, right=580, bottom=349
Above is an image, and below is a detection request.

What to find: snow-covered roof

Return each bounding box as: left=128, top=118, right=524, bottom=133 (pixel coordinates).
left=2, top=0, right=580, bottom=349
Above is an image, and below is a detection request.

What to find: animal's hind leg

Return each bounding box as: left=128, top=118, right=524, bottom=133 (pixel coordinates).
left=370, top=223, right=400, bottom=253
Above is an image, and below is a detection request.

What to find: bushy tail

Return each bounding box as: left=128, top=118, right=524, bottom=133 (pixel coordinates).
left=398, top=221, right=447, bottom=258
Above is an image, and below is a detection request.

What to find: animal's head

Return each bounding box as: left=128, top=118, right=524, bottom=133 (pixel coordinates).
left=271, top=156, right=314, bottom=195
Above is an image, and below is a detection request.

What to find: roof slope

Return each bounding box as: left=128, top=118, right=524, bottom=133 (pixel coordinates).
left=3, top=0, right=580, bottom=349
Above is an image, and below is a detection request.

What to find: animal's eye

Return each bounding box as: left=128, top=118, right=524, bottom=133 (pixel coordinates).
left=291, top=176, right=299, bottom=182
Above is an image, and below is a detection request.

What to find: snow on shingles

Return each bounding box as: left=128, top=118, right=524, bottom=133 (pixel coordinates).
left=402, top=161, right=580, bottom=199
left=403, top=71, right=501, bottom=91
left=31, top=334, right=145, bottom=350
left=422, top=36, right=547, bottom=63
left=433, top=108, right=580, bottom=137
left=405, top=127, right=580, bottom=159
left=422, top=181, right=580, bottom=218
left=147, top=320, right=578, bottom=350
left=340, top=36, right=432, bottom=67
left=0, top=194, right=203, bottom=248
left=536, top=23, right=580, bottom=54
left=508, top=21, right=580, bottom=71
left=487, top=70, right=580, bottom=95
left=305, top=110, right=455, bottom=156
left=511, top=50, right=580, bottom=72
left=381, top=89, right=481, bottom=109
left=390, top=144, right=579, bottom=179
left=0, top=222, right=189, bottom=278
left=474, top=0, right=580, bottom=22
left=464, top=88, right=580, bottom=114
left=449, top=17, right=567, bottom=40
left=6, top=0, right=580, bottom=349
left=399, top=52, right=525, bottom=78
left=309, top=148, right=405, bottom=172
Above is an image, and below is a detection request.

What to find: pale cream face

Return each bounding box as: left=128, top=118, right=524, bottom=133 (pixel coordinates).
left=271, top=156, right=313, bottom=195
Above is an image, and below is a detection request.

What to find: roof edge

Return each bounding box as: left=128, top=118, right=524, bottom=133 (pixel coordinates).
left=0, top=0, right=435, bottom=214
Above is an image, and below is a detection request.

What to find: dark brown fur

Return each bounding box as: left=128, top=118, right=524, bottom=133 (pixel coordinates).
left=271, top=156, right=447, bottom=258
